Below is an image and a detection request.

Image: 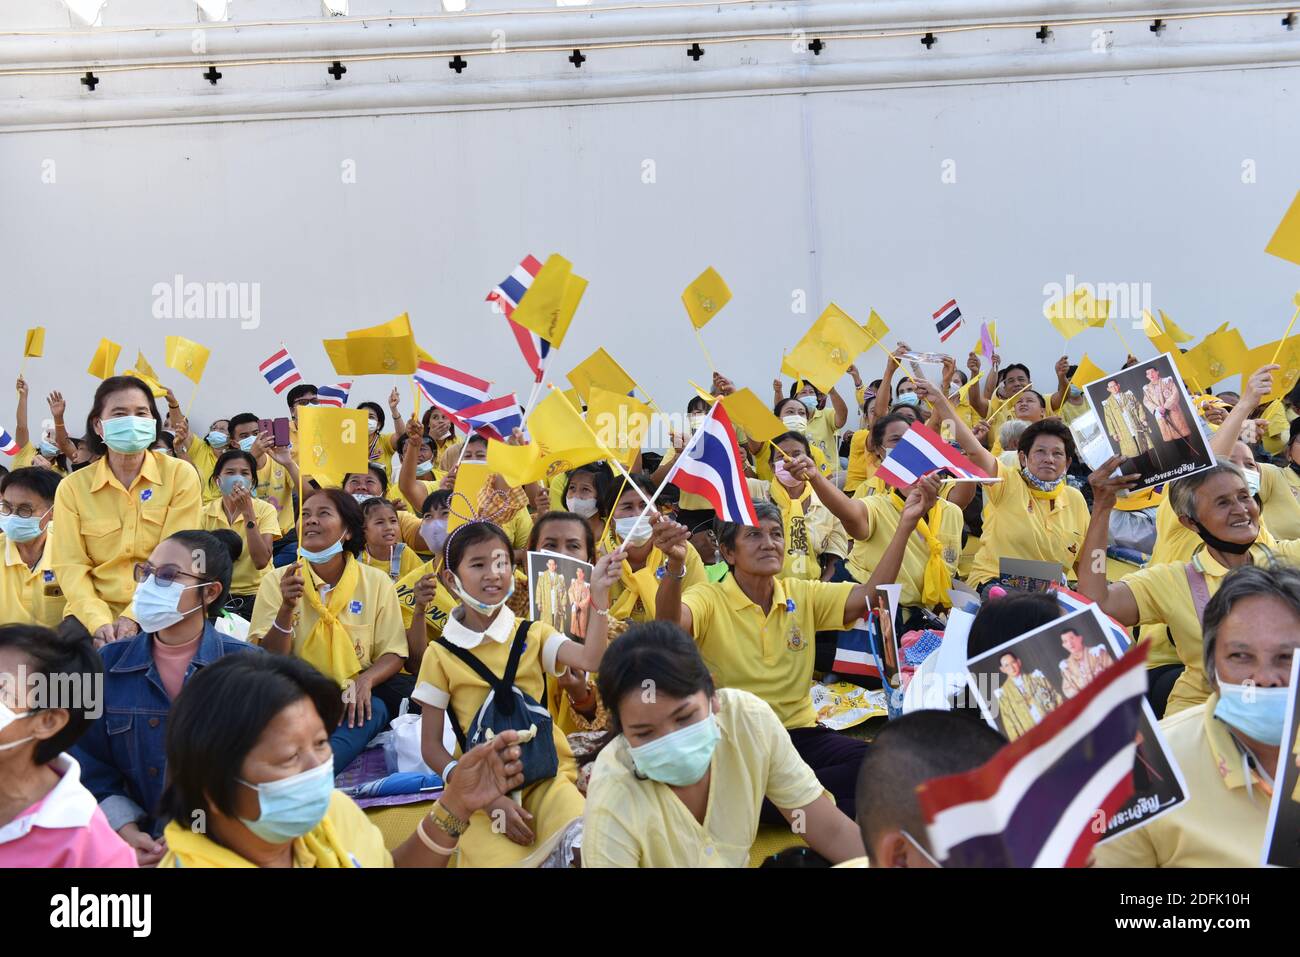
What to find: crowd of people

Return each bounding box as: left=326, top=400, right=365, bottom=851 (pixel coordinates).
left=0, top=340, right=1297, bottom=869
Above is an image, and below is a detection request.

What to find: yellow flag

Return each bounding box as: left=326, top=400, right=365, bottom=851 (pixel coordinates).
left=296, top=406, right=369, bottom=479
left=682, top=267, right=732, bottom=329
left=1071, top=354, right=1106, bottom=389
left=783, top=302, right=871, bottom=393
left=1078, top=290, right=1111, bottom=328
left=1265, top=189, right=1300, bottom=266
left=323, top=335, right=419, bottom=376
left=510, top=254, right=586, bottom=349
left=164, top=336, right=210, bottom=384
left=1181, top=327, right=1250, bottom=387
left=23, top=328, right=44, bottom=358
left=416, top=343, right=436, bottom=364
left=1157, top=310, right=1194, bottom=344
left=1142, top=310, right=1178, bottom=356
left=447, top=462, right=492, bottom=534
left=720, top=387, right=785, bottom=443
left=87, top=339, right=121, bottom=380
left=486, top=389, right=607, bottom=486
left=567, top=348, right=638, bottom=404
left=347, top=313, right=414, bottom=340
left=125, top=351, right=168, bottom=398
left=862, top=309, right=889, bottom=345
left=587, top=386, right=653, bottom=468
left=1044, top=289, right=1092, bottom=340
left=1246, top=337, right=1300, bottom=403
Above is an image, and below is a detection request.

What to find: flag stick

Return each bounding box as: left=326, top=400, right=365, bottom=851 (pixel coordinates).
left=629, top=404, right=713, bottom=530
left=692, top=326, right=717, bottom=374
left=1270, top=303, right=1300, bottom=366
left=1108, top=318, right=1136, bottom=361
left=598, top=474, right=629, bottom=549
left=186, top=381, right=200, bottom=418
left=768, top=439, right=793, bottom=462
left=412, top=376, right=420, bottom=419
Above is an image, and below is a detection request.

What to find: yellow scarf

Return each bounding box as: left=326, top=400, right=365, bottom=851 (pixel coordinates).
left=889, top=490, right=952, bottom=607
left=299, top=556, right=364, bottom=686
left=769, top=479, right=816, bottom=579
left=1020, top=468, right=1066, bottom=503
left=162, top=814, right=355, bottom=868
left=611, top=545, right=664, bottom=621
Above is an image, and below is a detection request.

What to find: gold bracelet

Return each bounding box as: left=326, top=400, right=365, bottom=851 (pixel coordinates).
left=416, top=817, right=456, bottom=856
left=428, top=799, right=470, bottom=837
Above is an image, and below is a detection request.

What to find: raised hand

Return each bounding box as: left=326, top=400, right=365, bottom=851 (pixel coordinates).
left=47, top=390, right=66, bottom=419
left=1088, top=455, right=1141, bottom=510
left=279, top=561, right=306, bottom=610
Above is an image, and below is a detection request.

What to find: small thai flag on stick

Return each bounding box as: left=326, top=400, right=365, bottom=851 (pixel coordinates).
left=316, top=382, right=352, bottom=408
left=934, top=299, right=964, bottom=343
left=875, top=422, right=991, bottom=489
left=258, top=347, right=303, bottom=396
left=458, top=394, right=524, bottom=443
left=0, top=427, right=18, bottom=456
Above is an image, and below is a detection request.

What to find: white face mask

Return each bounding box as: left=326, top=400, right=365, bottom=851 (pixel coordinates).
left=0, top=699, right=35, bottom=752
left=687, top=413, right=705, bottom=433
left=1243, top=467, right=1261, bottom=496
left=567, top=496, right=598, bottom=518
left=615, top=515, right=653, bottom=546
left=781, top=414, right=807, bottom=432
left=368, top=418, right=379, bottom=435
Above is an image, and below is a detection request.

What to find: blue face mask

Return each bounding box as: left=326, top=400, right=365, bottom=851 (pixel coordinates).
left=1213, top=681, right=1290, bottom=746
left=132, top=575, right=207, bottom=634
left=627, top=712, right=720, bottom=786
left=415, top=460, right=433, bottom=476
left=38, top=440, right=59, bottom=458
left=896, top=392, right=920, bottom=407
left=238, top=435, right=257, bottom=453
left=799, top=395, right=818, bottom=411
left=238, top=759, right=335, bottom=843
left=299, top=535, right=346, bottom=565
left=450, top=573, right=515, bottom=616
left=101, top=416, right=156, bottom=453
left=219, top=475, right=252, bottom=496
left=207, top=431, right=229, bottom=448
left=0, top=508, right=50, bottom=544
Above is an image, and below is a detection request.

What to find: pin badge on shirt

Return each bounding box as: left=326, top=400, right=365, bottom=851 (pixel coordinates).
left=140, top=489, right=153, bottom=502
left=43, top=570, right=55, bottom=582
left=785, top=598, right=796, bottom=613
left=349, top=600, right=363, bottom=614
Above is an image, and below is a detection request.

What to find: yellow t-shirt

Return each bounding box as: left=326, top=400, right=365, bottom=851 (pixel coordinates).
left=0, top=531, right=66, bottom=627
left=249, top=560, right=410, bottom=671
left=253, top=457, right=296, bottom=536
left=1259, top=462, right=1300, bottom=542
left=1048, top=394, right=1091, bottom=427
left=499, top=507, right=534, bottom=552
left=200, top=498, right=281, bottom=595
left=682, top=575, right=853, bottom=729
left=1123, top=536, right=1300, bottom=716
left=846, top=490, right=962, bottom=607
left=1093, top=697, right=1267, bottom=868
left=368, top=431, right=397, bottom=466
left=605, top=543, right=708, bottom=623
left=967, top=460, right=1089, bottom=588
left=751, top=483, right=849, bottom=581
left=359, top=543, right=423, bottom=583
left=51, top=451, right=203, bottom=633
left=801, top=406, right=840, bottom=478
left=843, top=430, right=878, bottom=496
left=188, top=439, right=221, bottom=504
left=583, top=688, right=825, bottom=868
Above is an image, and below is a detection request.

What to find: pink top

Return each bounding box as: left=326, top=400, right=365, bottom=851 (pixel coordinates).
left=153, top=633, right=202, bottom=701
left=0, top=754, right=137, bottom=867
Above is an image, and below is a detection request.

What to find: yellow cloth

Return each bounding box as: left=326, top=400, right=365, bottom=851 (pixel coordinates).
left=608, top=543, right=707, bottom=622
left=299, top=557, right=365, bottom=685
left=249, top=560, right=409, bottom=682
left=583, top=688, right=825, bottom=867
left=843, top=430, right=879, bottom=495
left=1049, top=393, right=1091, bottom=428
left=201, top=498, right=280, bottom=594
left=751, top=483, right=848, bottom=578
left=801, top=406, right=841, bottom=479
left=681, top=575, right=853, bottom=729
left=767, top=480, right=816, bottom=580
left=1094, top=696, right=1268, bottom=868
left=360, top=544, right=423, bottom=583
left=1124, top=535, right=1300, bottom=715
left=845, top=488, right=961, bottom=607
left=367, top=431, right=397, bottom=466
left=892, top=491, right=952, bottom=606
left=967, top=460, right=1089, bottom=588
left=0, top=531, right=66, bottom=627
left=188, top=439, right=221, bottom=504
left=50, top=451, right=202, bottom=633
left=160, top=791, right=392, bottom=868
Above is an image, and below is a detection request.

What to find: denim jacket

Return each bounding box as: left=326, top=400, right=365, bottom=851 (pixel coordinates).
left=72, top=621, right=260, bottom=837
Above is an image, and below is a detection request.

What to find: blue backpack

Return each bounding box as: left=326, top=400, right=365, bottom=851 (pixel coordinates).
left=435, top=619, right=558, bottom=789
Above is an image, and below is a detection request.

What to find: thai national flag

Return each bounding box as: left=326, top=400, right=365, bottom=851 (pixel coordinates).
left=1052, top=587, right=1132, bottom=653
left=488, top=255, right=551, bottom=382
left=316, top=382, right=352, bottom=408
left=833, top=615, right=884, bottom=678
left=665, top=403, right=759, bottom=525
left=457, top=394, right=524, bottom=443
left=875, top=422, right=989, bottom=490
left=918, top=644, right=1149, bottom=868
left=934, top=299, right=963, bottom=343
left=258, top=347, right=302, bottom=395
left=414, top=360, right=491, bottom=418
left=0, top=427, right=18, bottom=456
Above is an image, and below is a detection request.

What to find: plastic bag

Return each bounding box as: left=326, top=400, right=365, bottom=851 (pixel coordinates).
left=384, top=699, right=435, bottom=775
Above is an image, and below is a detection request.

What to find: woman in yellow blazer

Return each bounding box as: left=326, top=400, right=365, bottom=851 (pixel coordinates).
left=51, top=376, right=201, bottom=644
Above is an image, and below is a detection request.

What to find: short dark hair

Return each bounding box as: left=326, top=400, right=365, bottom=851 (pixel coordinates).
left=83, top=376, right=165, bottom=457
left=444, top=520, right=513, bottom=575
left=686, top=396, right=710, bottom=414
left=421, top=489, right=452, bottom=516
left=1019, top=418, right=1076, bottom=461
left=769, top=431, right=811, bottom=458
left=209, top=449, right=259, bottom=488
left=159, top=653, right=340, bottom=827
left=1000, top=363, right=1031, bottom=383
left=870, top=413, right=911, bottom=452
left=597, top=621, right=715, bottom=735
left=302, top=487, right=366, bottom=557
left=464, top=433, right=488, bottom=450
left=855, top=710, right=1005, bottom=860
left=0, top=466, right=61, bottom=504
left=228, top=412, right=260, bottom=435
left=166, top=529, right=240, bottom=619
left=396, top=433, right=434, bottom=457
left=528, top=511, right=596, bottom=563
left=716, top=501, right=782, bottom=559
left=361, top=497, right=398, bottom=523
left=1019, top=389, right=1047, bottom=410
left=342, top=464, right=388, bottom=490
left=788, top=381, right=824, bottom=401
left=773, top=396, right=807, bottom=419
left=285, top=384, right=317, bottom=410
left=966, top=591, right=1061, bottom=658
left=562, top=463, right=612, bottom=507
left=357, top=401, right=385, bottom=432
left=599, top=472, right=655, bottom=520
left=0, top=621, right=102, bottom=766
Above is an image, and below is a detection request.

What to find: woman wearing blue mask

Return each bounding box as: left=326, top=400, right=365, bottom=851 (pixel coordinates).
left=1095, top=562, right=1300, bottom=868
left=51, top=376, right=202, bottom=647
left=174, top=417, right=230, bottom=504
left=250, top=488, right=409, bottom=775
left=412, top=520, right=623, bottom=866
left=201, top=449, right=279, bottom=618
left=0, top=467, right=64, bottom=627
left=156, top=652, right=530, bottom=868
left=395, top=423, right=440, bottom=513
left=72, top=529, right=258, bottom=866
left=582, top=620, right=864, bottom=867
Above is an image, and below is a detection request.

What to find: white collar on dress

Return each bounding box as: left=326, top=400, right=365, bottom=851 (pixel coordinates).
left=441, top=606, right=517, bottom=651
left=0, top=753, right=97, bottom=845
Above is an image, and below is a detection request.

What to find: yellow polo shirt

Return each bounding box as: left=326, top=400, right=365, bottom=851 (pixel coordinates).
left=1048, top=394, right=1091, bottom=427
left=0, top=530, right=66, bottom=627
left=583, top=688, right=825, bottom=868
left=188, top=439, right=221, bottom=504
left=843, top=430, right=878, bottom=495
left=751, top=483, right=850, bottom=580
left=1260, top=462, right=1300, bottom=542
left=1093, top=697, right=1268, bottom=868
left=846, top=490, right=962, bottom=607
left=1123, top=535, right=1300, bottom=716
left=249, top=560, right=409, bottom=670
left=253, top=457, right=296, bottom=536
left=51, top=451, right=202, bottom=633
left=682, top=575, right=854, bottom=729
left=968, top=460, right=1089, bottom=588
left=200, top=498, right=281, bottom=595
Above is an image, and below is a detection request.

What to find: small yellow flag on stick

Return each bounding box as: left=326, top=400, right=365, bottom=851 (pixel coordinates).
left=510, top=254, right=587, bottom=349
left=719, top=388, right=786, bottom=443
left=1179, top=327, right=1250, bottom=388
left=23, top=328, right=44, bottom=358
left=681, top=267, right=732, bottom=330
left=1246, top=337, right=1300, bottom=403
left=164, top=336, right=210, bottom=385
left=1142, top=310, right=1178, bottom=357
left=447, top=462, right=492, bottom=534
left=125, top=351, right=168, bottom=398
left=1071, top=354, right=1106, bottom=389
left=323, top=335, right=419, bottom=376
left=486, top=388, right=606, bottom=487
left=1265, top=189, right=1300, bottom=266
left=296, top=406, right=369, bottom=478
left=1044, top=289, right=1092, bottom=340
left=567, top=348, right=638, bottom=404
left=586, top=386, right=653, bottom=469
left=87, top=339, right=122, bottom=380
left=782, top=302, right=871, bottom=393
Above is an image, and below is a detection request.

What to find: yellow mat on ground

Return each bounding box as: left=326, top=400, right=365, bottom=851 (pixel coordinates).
left=747, top=826, right=807, bottom=867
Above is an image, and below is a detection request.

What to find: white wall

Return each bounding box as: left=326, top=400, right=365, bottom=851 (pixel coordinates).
left=1, top=0, right=1298, bottom=431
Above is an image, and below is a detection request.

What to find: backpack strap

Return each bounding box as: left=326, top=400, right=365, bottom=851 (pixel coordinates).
left=1184, top=561, right=1212, bottom=624
left=501, top=618, right=534, bottom=692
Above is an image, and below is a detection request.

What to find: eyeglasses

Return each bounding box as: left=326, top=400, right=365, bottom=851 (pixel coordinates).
left=133, top=561, right=208, bottom=587
left=291, top=397, right=318, bottom=408
left=0, top=503, right=49, bottom=519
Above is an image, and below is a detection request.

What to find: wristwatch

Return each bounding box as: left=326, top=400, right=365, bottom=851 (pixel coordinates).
left=245, top=520, right=256, bottom=530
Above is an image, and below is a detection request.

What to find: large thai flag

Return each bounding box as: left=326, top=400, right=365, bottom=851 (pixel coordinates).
left=316, top=382, right=352, bottom=408
left=665, top=403, right=759, bottom=525
left=414, top=360, right=491, bottom=417
left=457, top=394, right=524, bottom=443
left=0, top=427, right=18, bottom=456
left=833, top=615, right=883, bottom=678
left=875, top=422, right=989, bottom=490
left=918, top=644, right=1149, bottom=868
left=258, top=347, right=302, bottom=395
left=487, top=255, right=551, bottom=382
left=934, top=299, right=963, bottom=343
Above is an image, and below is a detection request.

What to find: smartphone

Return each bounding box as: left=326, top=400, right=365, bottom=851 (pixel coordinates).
left=258, top=419, right=274, bottom=444
left=273, top=417, right=291, bottom=448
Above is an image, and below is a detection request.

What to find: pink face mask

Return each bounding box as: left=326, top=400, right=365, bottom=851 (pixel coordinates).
left=774, top=460, right=802, bottom=488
